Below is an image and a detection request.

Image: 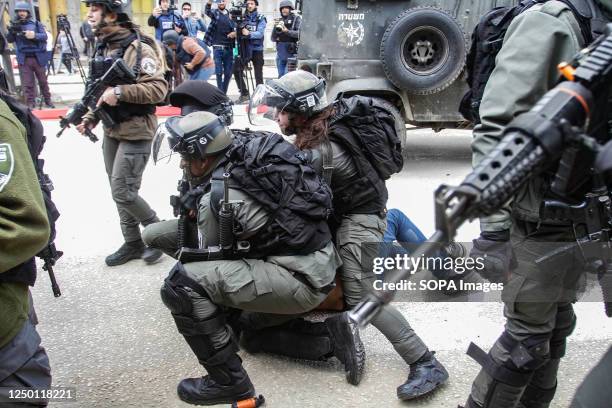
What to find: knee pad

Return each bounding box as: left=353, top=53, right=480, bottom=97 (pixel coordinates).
left=160, top=279, right=193, bottom=315
left=498, top=331, right=551, bottom=372
left=550, top=304, right=576, bottom=358
left=161, top=262, right=210, bottom=315
left=467, top=331, right=551, bottom=389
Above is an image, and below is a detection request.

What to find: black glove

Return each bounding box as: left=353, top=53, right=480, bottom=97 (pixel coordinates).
left=179, top=186, right=206, bottom=212
left=469, top=230, right=517, bottom=283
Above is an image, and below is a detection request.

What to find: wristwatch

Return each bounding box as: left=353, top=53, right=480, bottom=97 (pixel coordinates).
left=113, top=86, right=122, bottom=100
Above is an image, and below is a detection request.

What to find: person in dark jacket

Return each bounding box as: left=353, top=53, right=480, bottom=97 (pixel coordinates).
left=232, top=0, right=266, bottom=103
left=271, top=0, right=301, bottom=78
left=79, top=19, right=95, bottom=57
left=204, top=0, right=236, bottom=93
left=6, top=1, right=54, bottom=109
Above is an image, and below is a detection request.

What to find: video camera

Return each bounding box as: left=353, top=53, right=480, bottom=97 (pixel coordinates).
left=7, top=21, right=25, bottom=37
left=229, top=1, right=247, bottom=25
left=56, top=14, right=70, bottom=31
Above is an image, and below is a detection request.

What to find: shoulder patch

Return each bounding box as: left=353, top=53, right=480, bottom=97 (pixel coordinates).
left=141, top=57, right=158, bottom=75
left=0, top=143, right=15, bottom=193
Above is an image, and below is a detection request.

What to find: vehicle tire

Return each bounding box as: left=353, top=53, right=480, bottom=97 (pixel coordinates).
left=371, top=97, right=407, bottom=150
left=380, top=7, right=466, bottom=95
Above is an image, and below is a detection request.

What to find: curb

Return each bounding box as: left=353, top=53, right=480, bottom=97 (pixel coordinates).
left=32, top=106, right=182, bottom=121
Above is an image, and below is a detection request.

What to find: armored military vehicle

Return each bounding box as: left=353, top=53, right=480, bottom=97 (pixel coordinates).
left=295, top=0, right=517, bottom=141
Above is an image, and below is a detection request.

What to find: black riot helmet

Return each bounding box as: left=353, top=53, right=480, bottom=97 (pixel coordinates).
left=169, top=80, right=234, bottom=125
left=153, top=111, right=233, bottom=162
left=81, top=0, right=130, bottom=19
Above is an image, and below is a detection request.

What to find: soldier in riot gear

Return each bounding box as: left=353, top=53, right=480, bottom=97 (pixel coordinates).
left=168, top=80, right=234, bottom=121
left=271, top=0, right=301, bottom=78
left=150, top=111, right=358, bottom=405
left=77, top=0, right=168, bottom=267
left=245, top=70, right=449, bottom=397
left=0, top=94, right=52, bottom=405
left=463, top=1, right=612, bottom=407
left=142, top=80, right=233, bottom=256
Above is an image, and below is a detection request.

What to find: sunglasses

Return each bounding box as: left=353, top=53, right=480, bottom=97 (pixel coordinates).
left=183, top=8, right=191, bottom=11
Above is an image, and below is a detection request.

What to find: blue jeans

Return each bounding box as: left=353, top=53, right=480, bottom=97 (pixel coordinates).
left=384, top=208, right=427, bottom=244
left=383, top=208, right=454, bottom=279
left=190, top=66, right=215, bottom=81
left=276, top=55, right=288, bottom=78
left=213, top=47, right=234, bottom=93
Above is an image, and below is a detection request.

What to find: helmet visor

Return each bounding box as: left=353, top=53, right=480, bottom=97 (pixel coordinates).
left=152, top=120, right=181, bottom=163
left=247, top=84, right=287, bottom=127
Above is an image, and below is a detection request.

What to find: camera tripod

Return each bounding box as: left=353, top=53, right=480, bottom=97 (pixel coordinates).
left=47, top=15, right=86, bottom=85
left=234, top=27, right=256, bottom=98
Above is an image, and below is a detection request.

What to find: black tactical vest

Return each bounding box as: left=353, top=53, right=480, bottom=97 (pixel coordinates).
left=92, top=31, right=155, bottom=123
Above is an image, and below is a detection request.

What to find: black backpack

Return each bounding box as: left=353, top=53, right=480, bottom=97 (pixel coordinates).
left=211, top=130, right=333, bottom=257
left=459, top=0, right=604, bottom=124
left=330, top=95, right=404, bottom=180
left=0, top=92, right=60, bottom=249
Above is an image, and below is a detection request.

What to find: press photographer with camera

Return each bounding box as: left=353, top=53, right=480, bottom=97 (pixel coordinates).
left=271, top=0, right=301, bottom=78
left=232, top=0, right=266, bottom=104
left=181, top=2, right=207, bottom=39
left=148, top=0, right=186, bottom=41
left=6, top=1, right=53, bottom=109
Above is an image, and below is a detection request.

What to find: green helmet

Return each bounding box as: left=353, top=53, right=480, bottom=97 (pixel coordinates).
left=264, top=70, right=328, bottom=117
left=162, top=111, right=233, bottom=160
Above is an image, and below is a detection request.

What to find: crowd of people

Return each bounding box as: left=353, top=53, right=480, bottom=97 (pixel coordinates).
left=1, top=0, right=611, bottom=407
left=2, top=0, right=301, bottom=109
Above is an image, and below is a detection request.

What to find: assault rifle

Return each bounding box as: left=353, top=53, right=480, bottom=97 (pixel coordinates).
left=56, top=59, right=137, bottom=143
left=170, top=171, right=202, bottom=250
left=37, top=243, right=62, bottom=297
left=349, top=24, right=612, bottom=327
left=178, top=173, right=251, bottom=263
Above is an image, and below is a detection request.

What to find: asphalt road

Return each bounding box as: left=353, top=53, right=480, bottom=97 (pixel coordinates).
left=30, top=109, right=612, bottom=408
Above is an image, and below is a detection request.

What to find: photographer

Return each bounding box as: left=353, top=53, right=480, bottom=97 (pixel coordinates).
left=181, top=2, right=206, bottom=39
left=233, top=0, right=266, bottom=104
left=271, top=0, right=301, bottom=78
left=6, top=2, right=54, bottom=109
left=148, top=0, right=186, bottom=42
left=204, top=0, right=236, bottom=94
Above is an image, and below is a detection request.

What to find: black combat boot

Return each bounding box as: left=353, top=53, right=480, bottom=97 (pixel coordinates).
left=105, top=240, right=145, bottom=266
left=397, top=351, right=449, bottom=400
left=177, top=344, right=255, bottom=405
left=325, top=312, right=366, bottom=385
